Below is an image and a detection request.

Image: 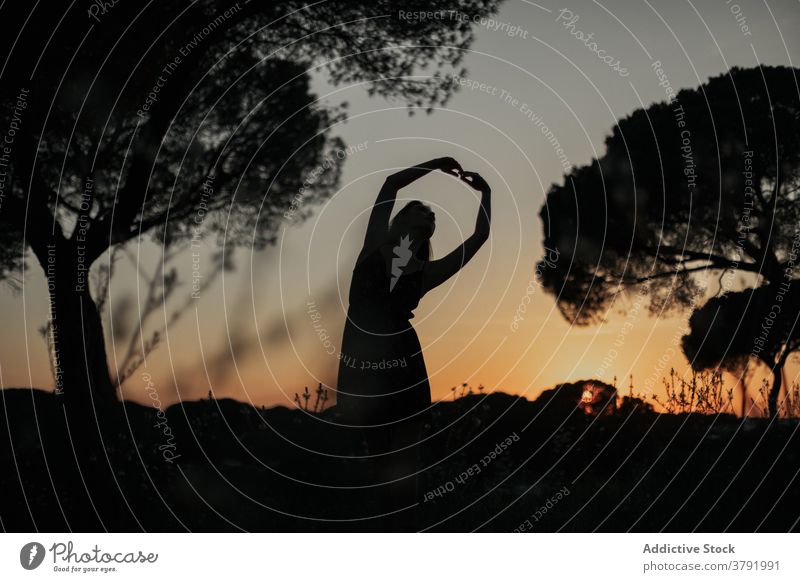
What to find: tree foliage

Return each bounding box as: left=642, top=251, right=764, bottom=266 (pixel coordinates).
left=0, top=0, right=502, bottom=267
left=683, top=286, right=800, bottom=372
left=538, top=66, right=800, bottom=325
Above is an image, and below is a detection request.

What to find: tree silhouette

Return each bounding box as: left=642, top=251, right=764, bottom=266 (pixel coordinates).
left=537, top=66, right=800, bottom=415
left=538, top=66, right=800, bottom=321
left=0, top=1, right=502, bottom=409
left=682, top=285, right=800, bottom=417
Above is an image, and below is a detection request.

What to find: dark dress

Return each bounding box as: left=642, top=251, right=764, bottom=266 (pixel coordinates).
left=336, top=246, right=431, bottom=426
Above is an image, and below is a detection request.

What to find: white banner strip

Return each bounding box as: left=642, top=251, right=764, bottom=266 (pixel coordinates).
left=1, top=533, right=798, bottom=581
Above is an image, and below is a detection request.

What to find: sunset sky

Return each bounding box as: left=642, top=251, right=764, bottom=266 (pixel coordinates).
left=2, top=0, right=799, bottom=412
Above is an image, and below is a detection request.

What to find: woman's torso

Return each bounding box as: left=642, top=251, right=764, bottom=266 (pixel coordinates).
left=346, top=244, right=425, bottom=330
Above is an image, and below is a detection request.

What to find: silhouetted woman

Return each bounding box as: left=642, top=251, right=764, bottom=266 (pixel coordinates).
left=336, top=156, right=491, bottom=527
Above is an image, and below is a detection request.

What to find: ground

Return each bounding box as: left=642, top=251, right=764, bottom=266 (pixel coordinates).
left=1, top=386, right=798, bottom=532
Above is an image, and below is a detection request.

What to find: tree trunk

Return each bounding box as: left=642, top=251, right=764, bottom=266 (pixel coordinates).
left=41, top=242, right=117, bottom=411
left=34, top=241, right=129, bottom=527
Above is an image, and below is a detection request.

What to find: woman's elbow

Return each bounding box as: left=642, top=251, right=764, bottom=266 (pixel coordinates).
left=473, top=227, right=490, bottom=245
left=384, top=174, right=402, bottom=189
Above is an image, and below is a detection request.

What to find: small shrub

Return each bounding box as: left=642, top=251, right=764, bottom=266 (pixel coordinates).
left=652, top=369, right=733, bottom=414
left=294, top=383, right=329, bottom=413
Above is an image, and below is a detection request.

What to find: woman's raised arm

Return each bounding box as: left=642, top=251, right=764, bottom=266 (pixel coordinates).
left=421, top=171, right=491, bottom=294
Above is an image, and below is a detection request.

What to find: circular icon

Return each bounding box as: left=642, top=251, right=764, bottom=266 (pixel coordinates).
left=20, top=542, right=46, bottom=570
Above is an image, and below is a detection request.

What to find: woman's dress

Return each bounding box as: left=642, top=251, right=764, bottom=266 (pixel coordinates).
left=336, top=246, right=431, bottom=426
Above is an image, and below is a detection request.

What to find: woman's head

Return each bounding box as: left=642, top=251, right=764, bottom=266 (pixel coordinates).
left=390, top=201, right=436, bottom=241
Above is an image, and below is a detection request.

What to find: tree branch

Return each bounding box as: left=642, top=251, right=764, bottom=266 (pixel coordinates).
left=620, top=262, right=758, bottom=285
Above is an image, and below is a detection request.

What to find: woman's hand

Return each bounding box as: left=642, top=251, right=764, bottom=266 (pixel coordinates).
left=433, top=156, right=463, bottom=177
left=459, top=171, right=491, bottom=193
